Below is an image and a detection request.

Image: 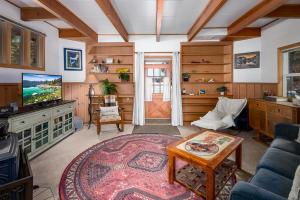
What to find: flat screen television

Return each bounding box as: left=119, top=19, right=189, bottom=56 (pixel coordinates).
left=22, top=73, right=62, bottom=106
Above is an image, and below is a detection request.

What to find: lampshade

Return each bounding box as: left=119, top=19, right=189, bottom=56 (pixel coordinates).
left=86, top=74, right=98, bottom=84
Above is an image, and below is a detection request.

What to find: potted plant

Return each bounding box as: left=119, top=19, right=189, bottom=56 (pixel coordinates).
left=216, top=86, right=227, bottom=96
left=182, top=73, right=191, bottom=82
left=117, top=68, right=130, bottom=82
left=101, top=79, right=117, bottom=95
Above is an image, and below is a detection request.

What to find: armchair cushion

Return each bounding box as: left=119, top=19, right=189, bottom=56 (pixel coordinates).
left=271, top=138, right=300, bottom=155
left=275, top=123, right=299, bottom=141
left=100, top=115, right=121, bottom=122
left=100, top=106, right=119, bottom=116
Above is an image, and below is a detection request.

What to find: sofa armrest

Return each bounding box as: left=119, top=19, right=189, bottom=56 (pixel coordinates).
left=275, top=123, right=299, bottom=141
left=230, top=182, right=287, bottom=200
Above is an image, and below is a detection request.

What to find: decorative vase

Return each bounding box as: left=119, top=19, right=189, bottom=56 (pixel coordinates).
left=220, top=91, right=225, bottom=96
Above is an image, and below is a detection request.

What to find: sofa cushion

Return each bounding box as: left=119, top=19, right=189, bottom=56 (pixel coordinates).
left=257, top=148, right=300, bottom=179
left=250, top=168, right=293, bottom=198
left=271, top=138, right=300, bottom=155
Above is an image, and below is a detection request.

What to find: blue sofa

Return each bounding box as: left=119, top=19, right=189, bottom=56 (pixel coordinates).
left=230, top=123, right=300, bottom=200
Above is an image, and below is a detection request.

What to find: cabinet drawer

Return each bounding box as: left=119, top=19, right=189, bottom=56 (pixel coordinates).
left=255, top=101, right=266, bottom=111
left=266, top=104, right=277, bottom=114
left=52, top=103, right=74, bottom=116
left=277, top=105, right=293, bottom=120
left=13, top=111, right=50, bottom=129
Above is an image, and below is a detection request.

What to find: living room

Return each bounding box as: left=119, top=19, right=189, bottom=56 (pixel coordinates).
left=0, top=0, right=299, bottom=200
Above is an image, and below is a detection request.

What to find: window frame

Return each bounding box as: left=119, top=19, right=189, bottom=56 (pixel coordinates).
left=0, top=16, right=45, bottom=71
left=146, top=68, right=167, bottom=94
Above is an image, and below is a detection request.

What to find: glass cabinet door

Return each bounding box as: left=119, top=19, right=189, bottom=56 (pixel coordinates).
left=10, top=25, right=23, bottom=65
left=33, top=121, right=49, bottom=151
left=64, top=112, right=73, bottom=133
left=16, top=127, right=32, bottom=155
left=53, top=116, right=63, bottom=139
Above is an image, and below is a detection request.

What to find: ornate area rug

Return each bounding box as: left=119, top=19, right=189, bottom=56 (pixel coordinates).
left=59, top=134, right=235, bottom=200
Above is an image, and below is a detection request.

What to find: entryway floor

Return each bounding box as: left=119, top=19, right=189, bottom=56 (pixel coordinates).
left=145, top=118, right=171, bottom=124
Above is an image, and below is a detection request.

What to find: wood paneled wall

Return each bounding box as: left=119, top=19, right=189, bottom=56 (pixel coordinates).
left=232, top=83, right=277, bottom=99
left=0, top=82, right=278, bottom=123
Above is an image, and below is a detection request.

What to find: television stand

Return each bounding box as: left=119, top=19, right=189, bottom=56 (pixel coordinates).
left=0, top=100, right=75, bottom=160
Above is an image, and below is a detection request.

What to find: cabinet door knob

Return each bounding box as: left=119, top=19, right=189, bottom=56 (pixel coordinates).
left=43, top=114, right=46, bottom=117
left=21, top=121, right=25, bottom=124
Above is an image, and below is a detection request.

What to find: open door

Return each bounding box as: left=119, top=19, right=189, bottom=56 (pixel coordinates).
left=144, top=56, right=172, bottom=124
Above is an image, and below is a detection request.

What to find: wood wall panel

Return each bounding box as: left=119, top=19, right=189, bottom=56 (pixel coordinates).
left=232, top=83, right=277, bottom=99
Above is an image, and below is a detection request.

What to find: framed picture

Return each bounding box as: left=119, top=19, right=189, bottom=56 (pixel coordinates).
left=234, top=51, right=260, bottom=69
left=64, top=48, right=82, bottom=71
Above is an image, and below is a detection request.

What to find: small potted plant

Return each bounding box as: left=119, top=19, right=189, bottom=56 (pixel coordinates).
left=117, top=68, right=130, bottom=82
left=182, top=73, right=191, bottom=82
left=216, top=86, right=227, bottom=96
left=101, top=79, right=117, bottom=95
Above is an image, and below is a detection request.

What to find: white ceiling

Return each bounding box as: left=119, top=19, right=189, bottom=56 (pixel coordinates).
left=9, top=0, right=299, bottom=40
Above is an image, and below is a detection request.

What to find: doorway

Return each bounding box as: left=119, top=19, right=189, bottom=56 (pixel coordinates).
left=144, top=56, right=172, bottom=125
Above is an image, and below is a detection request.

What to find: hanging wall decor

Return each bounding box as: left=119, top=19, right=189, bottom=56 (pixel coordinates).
left=64, top=48, right=83, bottom=71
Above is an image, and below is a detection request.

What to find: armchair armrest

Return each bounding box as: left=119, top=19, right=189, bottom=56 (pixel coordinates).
left=275, top=123, right=299, bottom=141
left=230, top=182, right=286, bottom=200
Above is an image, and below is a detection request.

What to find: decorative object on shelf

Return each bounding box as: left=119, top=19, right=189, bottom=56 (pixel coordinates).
left=182, top=88, right=186, bottom=95
left=199, top=89, right=206, bottom=95
left=293, top=95, right=300, bottom=106
left=189, top=90, right=195, bottom=96
left=263, top=90, right=273, bottom=98
left=117, top=59, right=121, bottom=64
left=64, top=48, right=82, bottom=71
left=234, top=51, right=260, bottom=69
left=208, top=78, right=215, bottom=83
left=117, top=68, right=130, bottom=82
left=217, top=86, right=227, bottom=96
left=182, top=73, right=191, bottom=82
left=9, top=102, right=18, bottom=112
left=86, top=74, right=98, bottom=129
left=91, top=56, right=97, bottom=64
left=101, top=79, right=117, bottom=95
left=99, top=64, right=109, bottom=73
left=105, top=57, right=113, bottom=64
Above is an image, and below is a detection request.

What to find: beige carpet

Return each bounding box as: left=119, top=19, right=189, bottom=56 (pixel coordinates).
left=30, top=124, right=267, bottom=200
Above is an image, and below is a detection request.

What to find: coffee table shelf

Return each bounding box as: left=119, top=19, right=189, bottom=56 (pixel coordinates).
left=175, top=159, right=237, bottom=198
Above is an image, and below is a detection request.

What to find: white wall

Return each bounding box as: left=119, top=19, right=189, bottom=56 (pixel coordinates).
left=0, top=1, right=86, bottom=83
left=233, top=38, right=261, bottom=82
left=261, top=19, right=300, bottom=83
left=58, top=39, right=86, bottom=82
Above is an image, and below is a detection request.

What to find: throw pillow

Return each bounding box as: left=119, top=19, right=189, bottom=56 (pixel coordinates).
left=100, top=106, right=119, bottom=116
left=289, top=165, right=300, bottom=200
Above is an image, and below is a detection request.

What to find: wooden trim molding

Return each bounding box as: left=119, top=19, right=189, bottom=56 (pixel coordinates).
left=266, top=4, right=300, bottom=18
left=228, top=0, right=286, bottom=35
left=156, top=0, right=164, bottom=42
left=36, top=0, right=98, bottom=42
left=95, top=0, right=129, bottom=42
left=277, top=41, right=300, bottom=96
left=188, top=0, right=227, bottom=41
left=21, top=7, right=57, bottom=21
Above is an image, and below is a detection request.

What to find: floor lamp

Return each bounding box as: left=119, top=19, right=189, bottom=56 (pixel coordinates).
left=86, top=74, right=98, bottom=129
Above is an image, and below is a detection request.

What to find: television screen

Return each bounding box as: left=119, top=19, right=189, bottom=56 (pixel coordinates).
left=22, top=73, right=62, bottom=106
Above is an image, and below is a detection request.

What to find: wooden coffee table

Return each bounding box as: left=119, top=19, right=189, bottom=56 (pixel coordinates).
left=167, top=130, right=243, bottom=200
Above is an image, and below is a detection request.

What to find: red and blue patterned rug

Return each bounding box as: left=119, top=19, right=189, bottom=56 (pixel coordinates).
left=59, top=134, right=234, bottom=200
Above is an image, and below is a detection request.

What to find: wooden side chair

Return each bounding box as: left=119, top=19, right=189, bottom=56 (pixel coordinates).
left=96, top=95, right=124, bottom=135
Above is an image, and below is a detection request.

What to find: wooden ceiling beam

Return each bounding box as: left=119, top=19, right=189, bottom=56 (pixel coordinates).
left=156, top=0, right=164, bottom=42
left=222, top=28, right=261, bottom=41
left=228, top=0, right=287, bottom=35
left=21, top=7, right=57, bottom=21
left=95, top=0, right=128, bottom=42
left=265, top=4, right=300, bottom=18
left=59, top=28, right=87, bottom=38
left=36, top=0, right=98, bottom=42
left=187, top=0, right=227, bottom=41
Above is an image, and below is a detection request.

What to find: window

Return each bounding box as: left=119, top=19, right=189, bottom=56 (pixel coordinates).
left=283, top=47, right=300, bottom=97
left=11, top=25, right=24, bottom=65
left=147, top=68, right=166, bottom=93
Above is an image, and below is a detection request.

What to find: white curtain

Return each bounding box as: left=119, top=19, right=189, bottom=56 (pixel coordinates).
left=133, top=52, right=145, bottom=125
left=171, top=52, right=183, bottom=126
left=145, top=77, right=153, bottom=101
left=163, top=77, right=170, bottom=102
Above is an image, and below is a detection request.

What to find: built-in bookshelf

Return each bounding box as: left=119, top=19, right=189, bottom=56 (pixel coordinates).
left=86, top=42, right=135, bottom=123
left=180, top=42, right=233, bottom=124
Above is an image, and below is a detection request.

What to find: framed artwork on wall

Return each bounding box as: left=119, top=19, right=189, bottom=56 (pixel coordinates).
left=64, top=48, right=82, bottom=71
left=234, top=51, right=260, bottom=69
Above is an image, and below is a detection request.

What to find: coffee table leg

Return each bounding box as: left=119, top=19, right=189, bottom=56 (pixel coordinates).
left=168, top=152, right=175, bottom=184
left=236, top=143, right=242, bottom=169
left=206, top=169, right=215, bottom=200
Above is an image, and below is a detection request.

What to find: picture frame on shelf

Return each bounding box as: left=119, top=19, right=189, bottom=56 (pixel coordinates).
left=64, top=48, right=82, bottom=71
